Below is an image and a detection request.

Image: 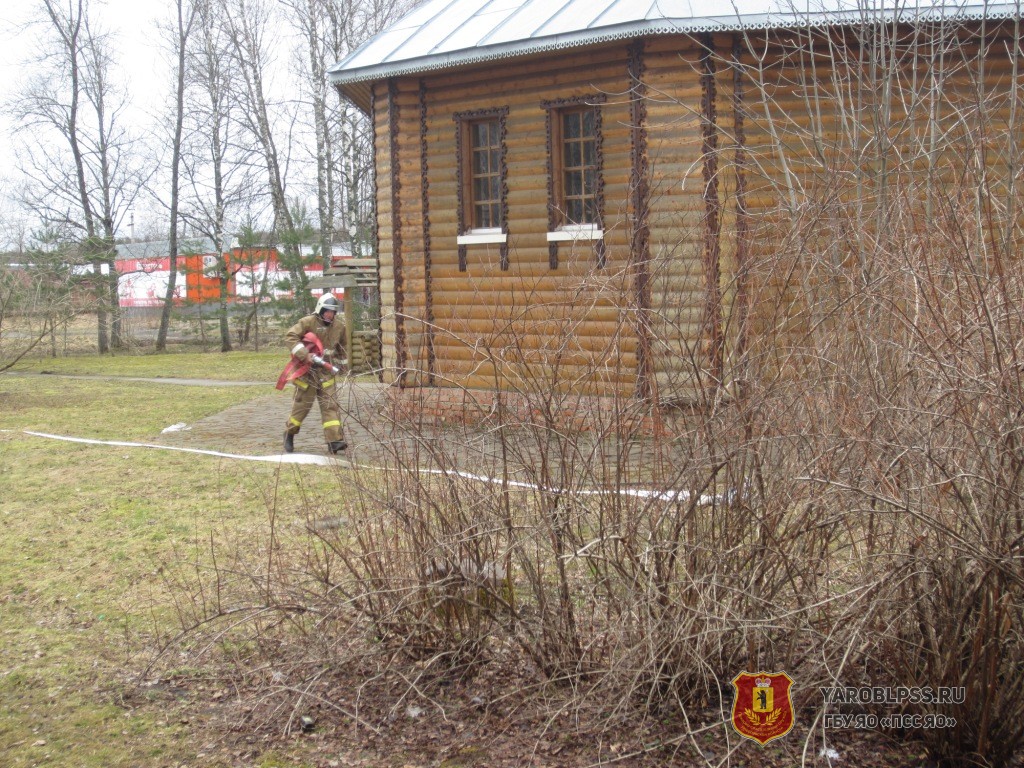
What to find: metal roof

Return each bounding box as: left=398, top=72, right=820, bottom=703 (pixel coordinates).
left=329, top=0, right=1022, bottom=100
left=115, top=238, right=217, bottom=261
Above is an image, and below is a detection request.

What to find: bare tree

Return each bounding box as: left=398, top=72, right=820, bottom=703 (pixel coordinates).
left=155, top=0, right=200, bottom=351
left=281, top=0, right=413, bottom=262
left=179, top=0, right=261, bottom=351
left=278, top=0, right=339, bottom=262
left=0, top=234, right=79, bottom=370
left=13, top=0, right=146, bottom=353
left=335, top=0, right=416, bottom=256
left=217, top=0, right=319, bottom=310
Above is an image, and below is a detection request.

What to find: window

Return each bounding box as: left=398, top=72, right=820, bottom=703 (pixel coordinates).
left=557, top=108, right=598, bottom=225
left=467, top=119, right=501, bottom=230
left=454, top=108, right=509, bottom=267
left=543, top=97, right=605, bottom=268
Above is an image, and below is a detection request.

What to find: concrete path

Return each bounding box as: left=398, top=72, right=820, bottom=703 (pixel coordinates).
left=144, top=376, right=647, bottom=490
left=151, top=379, right=393, bottom=463
left=15, top=371, right=701, bottom=496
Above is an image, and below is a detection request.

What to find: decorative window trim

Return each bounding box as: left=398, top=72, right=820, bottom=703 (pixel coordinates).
left=700, top=34, right=724, bottom=384
left=731, top=35, right=751, bottom=369
left=419, top=78, right=436, bottom=384
left=628, top=39, right=653, bottom=401
left=454, top=107, right=510, bottom=271
left=387, top=79, right=406, bottom=382
left=542, top=94, right=606, bottom=269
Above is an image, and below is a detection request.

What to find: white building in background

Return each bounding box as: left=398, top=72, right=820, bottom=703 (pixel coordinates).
left=113, top=240, right=350, bottom=308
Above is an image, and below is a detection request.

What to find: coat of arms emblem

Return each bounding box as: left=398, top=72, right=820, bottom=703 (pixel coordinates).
left=730, top=671, right=795, bottom=745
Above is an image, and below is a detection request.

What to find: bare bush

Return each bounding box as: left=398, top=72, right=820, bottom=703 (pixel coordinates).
left=150, top=12, right=1024, bottom=768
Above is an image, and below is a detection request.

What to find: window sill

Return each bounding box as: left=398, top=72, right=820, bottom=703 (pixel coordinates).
left=546, top=225, right=603, bottom=242
left=457, top=230, right=507, bottom=245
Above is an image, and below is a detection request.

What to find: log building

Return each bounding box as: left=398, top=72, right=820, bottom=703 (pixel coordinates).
left=329, top=0, right=1023, bottom=409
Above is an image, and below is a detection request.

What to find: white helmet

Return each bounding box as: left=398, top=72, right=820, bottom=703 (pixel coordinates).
left=315, top=293, right=341, bottom=324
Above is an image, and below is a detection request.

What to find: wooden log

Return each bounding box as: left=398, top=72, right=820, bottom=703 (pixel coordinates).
left=426, top=49, right=630, bottom=94
left=430, top=307, right=635, bottom=329
left=431, top=366, right=642, bottom=390
left=429, top=329, right=640, bottom=354
left=431, top=311, right=628, bottom=331
left=430, top=326, right=632, bottom=347
left=430, top=348, right=640, bottom=375
left=428, top=66, right=630, bottom=104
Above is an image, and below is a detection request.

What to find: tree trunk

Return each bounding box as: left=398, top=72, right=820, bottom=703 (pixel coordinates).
left=218, top=274, right=232, bottom=351
left=40, top=0, right=104, bottom=352
left=158, top=0, right=195, bottom=352
left=48, top=314, right=57, bottom=357
left=223, top=0, right=309, bottom=310
left=303, top=0, right=335, bottom=262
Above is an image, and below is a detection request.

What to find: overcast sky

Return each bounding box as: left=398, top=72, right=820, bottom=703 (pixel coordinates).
left=0, top=1, right=170, bottom=242
left=0, top=0, right=315, bottom=247
left=0, top=0, right=168, bottom=138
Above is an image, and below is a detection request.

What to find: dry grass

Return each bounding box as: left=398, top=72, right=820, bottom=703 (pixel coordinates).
left=5, top=14, right=1024, bottom=768
left=151, top=19, right=1024, bottom=768
left=0, top=365, right=349, bottom=767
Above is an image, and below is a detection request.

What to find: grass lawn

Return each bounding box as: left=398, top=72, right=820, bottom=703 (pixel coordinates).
left=9, top=349, right=283, bottom=383
left=0, top=354, right=939, bottom=768
left=0, top=354, right=349, bottom=768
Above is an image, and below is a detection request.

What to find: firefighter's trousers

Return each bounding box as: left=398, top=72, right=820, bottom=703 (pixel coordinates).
left=285, top=374, right=343, bottom=443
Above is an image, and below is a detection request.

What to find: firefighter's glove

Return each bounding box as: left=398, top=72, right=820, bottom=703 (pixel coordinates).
left=291, top=343, right=309, bottom=363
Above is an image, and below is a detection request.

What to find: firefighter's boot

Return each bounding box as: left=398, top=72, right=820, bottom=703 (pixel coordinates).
left=328, top=440, right=348, bottom=455
left=283, top=432, right=295, bottom=453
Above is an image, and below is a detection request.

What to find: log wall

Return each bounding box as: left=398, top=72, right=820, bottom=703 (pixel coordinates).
left=375, top=42, right=652, bottom=396
left=732, top=24, right=1024, bottom=375
left=369, top=22, right=1024, bottom=402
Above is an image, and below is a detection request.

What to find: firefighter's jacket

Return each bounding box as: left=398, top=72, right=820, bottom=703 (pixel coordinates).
left=285, top=314, right=346, bottom=377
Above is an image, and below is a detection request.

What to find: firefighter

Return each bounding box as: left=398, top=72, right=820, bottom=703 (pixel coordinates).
left=283, top=293, right=348, bottom=454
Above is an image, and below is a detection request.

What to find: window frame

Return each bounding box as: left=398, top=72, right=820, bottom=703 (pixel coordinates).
left=553, top=107, right=600, bottom=227
left=543, top=95, right=606, bottom=269
left=454, top=107, right=509, bottom=270
left=465, top=118, right=502, bottom=231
